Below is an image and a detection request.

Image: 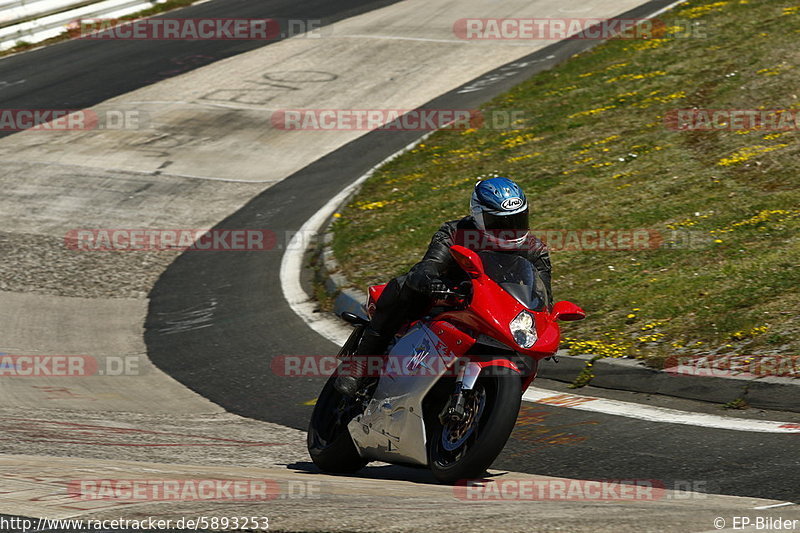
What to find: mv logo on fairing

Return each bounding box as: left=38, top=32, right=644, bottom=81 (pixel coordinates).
left=406, top=338, right=433, bottom=372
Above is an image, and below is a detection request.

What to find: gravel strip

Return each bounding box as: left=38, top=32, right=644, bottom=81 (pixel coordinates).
left=0, top=231, right=178, bottom=298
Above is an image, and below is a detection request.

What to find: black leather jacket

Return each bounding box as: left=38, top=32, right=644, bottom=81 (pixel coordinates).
left=407, top=216, right=553, bottom=303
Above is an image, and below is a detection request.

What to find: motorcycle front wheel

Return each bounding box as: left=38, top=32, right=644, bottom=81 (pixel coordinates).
left=427, top=364, right=521, bottom=484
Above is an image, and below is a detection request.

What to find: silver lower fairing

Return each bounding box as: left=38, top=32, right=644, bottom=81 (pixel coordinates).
left=347, top=323, right=458, bottom=465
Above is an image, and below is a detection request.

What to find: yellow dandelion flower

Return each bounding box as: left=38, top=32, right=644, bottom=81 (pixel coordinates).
left=717, top=144, right=789, bottom=166
left=568, top=105, right=617, bottom=119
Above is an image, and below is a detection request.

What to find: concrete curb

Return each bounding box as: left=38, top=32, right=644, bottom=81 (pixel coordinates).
left=314, top=218, right=799, bottom=413
left=318, top=232, right=370, bottom=320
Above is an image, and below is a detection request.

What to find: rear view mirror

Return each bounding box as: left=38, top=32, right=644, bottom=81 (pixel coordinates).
left=450, top=245, right=483, bottom=278
left=552, top=301, right=585, bottom=321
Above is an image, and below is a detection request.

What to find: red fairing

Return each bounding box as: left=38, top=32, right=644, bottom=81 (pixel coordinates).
left=428, top=320, right=476, bottom=357
left=367, top=284, right=387, bottom=318
left=438, top=279, right=560, bottom=360
left=471, top=358, right=521, bottom=373
left=370, top=246, right=581, bottom=365
left=436, top=246, right=567, bottom=360
left=533, top=314, right=561, bottom=355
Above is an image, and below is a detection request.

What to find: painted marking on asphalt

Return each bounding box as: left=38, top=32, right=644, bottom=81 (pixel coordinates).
left=0, top=158, right=278, bottom=183
left=0, top=79, right=25, bottom=90
left=340, top=34, right=469, bottom=44
left=523, top=388, right=800, bottom=434
left=338, top=34, right=539, bottom=46
left=304, top=398, right=317, bottom=406
left=753, top=502, right=797, bottom=510
left=643, top=0, right=692, bottom=19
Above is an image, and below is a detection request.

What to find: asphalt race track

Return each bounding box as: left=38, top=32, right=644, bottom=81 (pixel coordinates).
left=1, top=0, right=798, bottom=529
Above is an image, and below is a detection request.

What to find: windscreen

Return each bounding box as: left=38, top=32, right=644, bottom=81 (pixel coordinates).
left=477, top=251, right=547, bottom=311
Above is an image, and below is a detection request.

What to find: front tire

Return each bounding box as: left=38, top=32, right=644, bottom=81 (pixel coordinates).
left=307, top=373, right=368, bottom=474
left=428, top=365, right=521, bottom=484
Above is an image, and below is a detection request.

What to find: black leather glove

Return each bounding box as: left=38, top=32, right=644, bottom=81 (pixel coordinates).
left=427, top=278, right=448, bottom=295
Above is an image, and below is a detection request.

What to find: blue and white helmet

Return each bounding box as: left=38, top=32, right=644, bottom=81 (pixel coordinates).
left=470, top=177, right=529, bottom=248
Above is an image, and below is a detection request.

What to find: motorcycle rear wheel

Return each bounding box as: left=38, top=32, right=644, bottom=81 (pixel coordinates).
left=307, top=374, right=368, bottom=473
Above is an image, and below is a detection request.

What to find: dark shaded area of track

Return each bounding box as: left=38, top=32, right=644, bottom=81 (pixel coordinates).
left=142, top=0, right=799, bottom=503
left=499, top=402, right=798, bottom=502
left=0, top=0, right=401, bottom=138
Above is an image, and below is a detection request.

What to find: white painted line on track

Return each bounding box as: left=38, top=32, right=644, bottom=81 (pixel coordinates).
left=280, top=131, right=437, bottom=347
left=753, top=502, right=797, bottom=510
left=523, top=387, right=800, bottom=434
left=337, top=34, right=538, bottom=46
left=643, top=0, right=692, bottom=18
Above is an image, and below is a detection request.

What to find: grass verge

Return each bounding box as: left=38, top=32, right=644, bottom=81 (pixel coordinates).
left=331, top=0, right=800, bottom=376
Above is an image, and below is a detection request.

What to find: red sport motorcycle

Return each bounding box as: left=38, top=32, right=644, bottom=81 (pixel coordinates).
left=308, top=245, right=584, bottom=484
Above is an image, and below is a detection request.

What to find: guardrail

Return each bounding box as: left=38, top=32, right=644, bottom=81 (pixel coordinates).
left=0, top=0, right=160, bottom=51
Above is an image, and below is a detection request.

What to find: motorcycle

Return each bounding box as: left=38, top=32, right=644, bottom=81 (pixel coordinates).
left=307, top=244, right=585, bottom=484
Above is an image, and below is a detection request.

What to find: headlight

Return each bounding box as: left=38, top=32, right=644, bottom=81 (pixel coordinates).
left=510, top=310, right=537, bottom=349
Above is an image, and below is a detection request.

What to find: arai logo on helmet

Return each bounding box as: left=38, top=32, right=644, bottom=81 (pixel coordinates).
left=501, top=197, right=524, bottom=211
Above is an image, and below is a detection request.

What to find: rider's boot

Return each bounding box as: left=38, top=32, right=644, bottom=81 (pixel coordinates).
left=334, top=327, right=389, bottom=397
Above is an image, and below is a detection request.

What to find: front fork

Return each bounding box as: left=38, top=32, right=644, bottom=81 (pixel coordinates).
left=438, top=362, right=483, bottom=425
left=439, top=357, right=530, bottom=425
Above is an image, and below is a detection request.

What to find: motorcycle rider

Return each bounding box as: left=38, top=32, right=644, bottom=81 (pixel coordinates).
left=334, top=176, right=552, bottom=397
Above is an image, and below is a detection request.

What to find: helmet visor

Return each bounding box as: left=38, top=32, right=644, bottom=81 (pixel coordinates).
left=483, top=208, right=529, bottom=232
